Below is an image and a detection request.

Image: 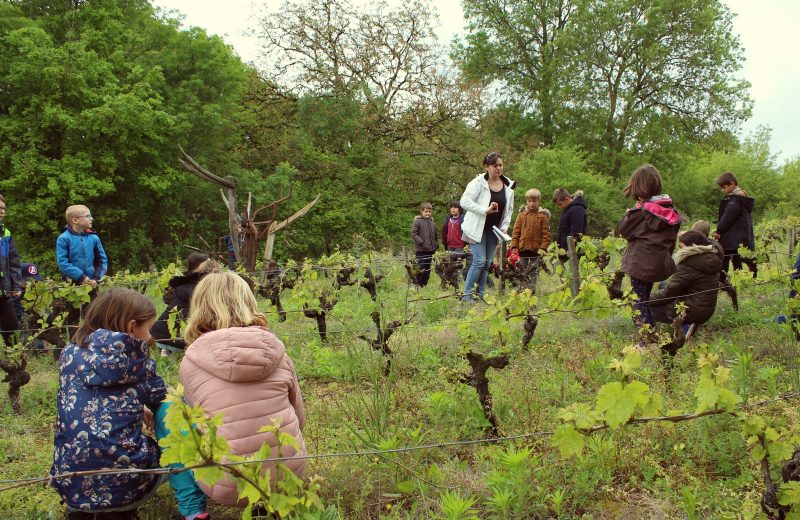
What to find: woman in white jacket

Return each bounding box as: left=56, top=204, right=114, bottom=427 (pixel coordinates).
left=459, top=152, right=516, bottom=301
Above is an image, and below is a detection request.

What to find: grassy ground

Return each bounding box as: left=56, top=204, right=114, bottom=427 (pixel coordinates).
left=1, top=254, right=798, bottom=519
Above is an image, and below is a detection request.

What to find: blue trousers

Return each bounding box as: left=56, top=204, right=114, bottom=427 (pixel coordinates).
left=462, top=229, right=499, bottom=300
left=154, top=401, right=208, bottom=517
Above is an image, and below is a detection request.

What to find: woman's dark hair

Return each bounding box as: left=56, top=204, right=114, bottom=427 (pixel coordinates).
left=72, top=288, right=156, bottom=346
left=483, top=152, right=502, bottom=166
left=186, top=251, right=210, bottom=273
left=679, top=230, right=711, bottom=247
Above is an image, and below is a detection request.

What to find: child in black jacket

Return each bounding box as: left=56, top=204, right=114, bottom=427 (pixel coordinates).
left=713, top=172, right=757, bottom=277
left=150, top=252, right=216, bottom=354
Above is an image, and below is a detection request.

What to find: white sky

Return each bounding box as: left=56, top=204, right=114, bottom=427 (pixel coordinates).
left=152, top=0, right=800, bottom=164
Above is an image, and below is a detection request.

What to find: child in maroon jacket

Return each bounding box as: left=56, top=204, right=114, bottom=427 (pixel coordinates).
left=442, top=201, right=471, bottom=279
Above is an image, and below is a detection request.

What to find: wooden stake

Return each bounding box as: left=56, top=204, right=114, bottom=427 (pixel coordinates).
left=226, top=182, right=240, bottom=265
left=567, top=235, right=580, bottom=297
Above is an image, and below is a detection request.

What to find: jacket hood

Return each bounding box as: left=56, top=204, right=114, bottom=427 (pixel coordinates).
left=480, top=172, right=516, bottom=190
left=638, top=195, right=680, bottom=226
left=185, top=326, right=286, bottom=383
left=570, top=196, right=587, bottom=210
left=521, top=207, right=551, bottom=218
left=674, top=244, right=722, bottom=274
left=62, top=225, right=98, bottom=236
left=727, top=192, right=755, bottom=212
left=168, top=270, right=207, bottom=289
left=77, top=329, right=151, bottom=388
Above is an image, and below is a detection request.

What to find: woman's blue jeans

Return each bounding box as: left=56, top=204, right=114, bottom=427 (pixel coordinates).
left=462, top=229, right=499, bottom=300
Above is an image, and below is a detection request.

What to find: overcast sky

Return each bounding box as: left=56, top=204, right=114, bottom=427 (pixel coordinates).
left=152, top=0, right=800, bottom=164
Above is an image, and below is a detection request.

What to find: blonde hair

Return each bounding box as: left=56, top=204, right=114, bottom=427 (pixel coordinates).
left=524, top=189, right=541, bottom=200
left=184, top=269, right=268, bottom=344
left=65, top=204, right=90, bottom=223
left=194, top=258, right=218, bottom=273
left=690, top=220, right=711, bottom=238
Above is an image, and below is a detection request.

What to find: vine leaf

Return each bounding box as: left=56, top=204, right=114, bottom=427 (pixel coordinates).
left=557, top=402, right=597, bottom=430
left=552, top=425, right=584, bottom=458
left=596, top=381, right=647, bottom=429
left=779, top=481, right=800, bottom=507
left=716, top=388, right=741, bottom=412
left=694, top=378, right=721, bottom=413
left=769, top=439, right=795, bottom=463
left=195, top=464, right=225, bottom=487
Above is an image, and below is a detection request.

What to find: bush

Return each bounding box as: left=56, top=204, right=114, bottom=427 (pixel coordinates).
left=513, top=146, right=627, bottom=235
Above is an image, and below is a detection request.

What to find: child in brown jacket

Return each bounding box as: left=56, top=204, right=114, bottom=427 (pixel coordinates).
left=618, top=164, right=681, bottom=343
left=510, top=189, right=551, bottom=293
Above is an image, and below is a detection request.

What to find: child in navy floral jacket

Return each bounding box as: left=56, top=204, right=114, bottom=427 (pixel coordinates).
left=51, top=288, right=166, bottom=519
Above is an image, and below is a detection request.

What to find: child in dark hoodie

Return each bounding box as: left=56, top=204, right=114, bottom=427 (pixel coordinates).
left=552, top=189, right=588, bottom=262
left=150, top=252, right=217, bottom=355
left=650, top=231, right=723, bottom=328
left=713, top=172, right=757, bottom=277
left=618, top=164, right=681, bottom=340
left=51, top=288, right=167, bottom=519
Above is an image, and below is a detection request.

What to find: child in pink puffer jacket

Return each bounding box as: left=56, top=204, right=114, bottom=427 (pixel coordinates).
left=179, top=269, right=306, bottom=508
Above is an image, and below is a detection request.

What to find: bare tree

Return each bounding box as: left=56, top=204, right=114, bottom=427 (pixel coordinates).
left=255, top=0, right=486, bottom=137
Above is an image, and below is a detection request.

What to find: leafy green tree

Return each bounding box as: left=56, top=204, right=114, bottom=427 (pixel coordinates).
left=0, top=0, right=250, bottom=271
left=667, top=128, right=785, bottom=223
left=566, top=0, right=752, bottom=177
left=455, top=0, right=752, bottom=178
left=454, top=0, right=576, bottom=147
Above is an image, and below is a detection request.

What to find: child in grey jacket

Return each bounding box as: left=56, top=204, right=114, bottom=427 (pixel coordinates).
left=411, top=202, right=438, bottom=287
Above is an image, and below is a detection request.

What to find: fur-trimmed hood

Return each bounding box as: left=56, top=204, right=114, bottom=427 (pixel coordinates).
left=673, top=244, right=722, bottom=274
left=520, top=207, right=551, bottom=218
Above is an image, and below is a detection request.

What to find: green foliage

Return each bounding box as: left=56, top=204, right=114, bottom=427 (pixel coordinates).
left=668, top=129, right=790, bottom=221
left=694, top=352, right=741, bottom=413
left=436, top=491, right=480, bottom=520
left=484, top=446, right=537, bottom=519
left=457, top=0, right=751, bottom=177
left=159, top=387, right=329, bottom=519
left=0, top=0, right=249, bottom=272
left=513, top=146, right=627, bottom=235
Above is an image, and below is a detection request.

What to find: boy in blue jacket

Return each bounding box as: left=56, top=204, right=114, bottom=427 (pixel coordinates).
left=56, top=204, right=108, bottom=286
left=56, top=205, right=107, bottom=325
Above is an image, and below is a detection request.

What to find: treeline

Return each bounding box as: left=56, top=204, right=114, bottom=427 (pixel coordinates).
left=1, top=0, right=798, bottom=274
